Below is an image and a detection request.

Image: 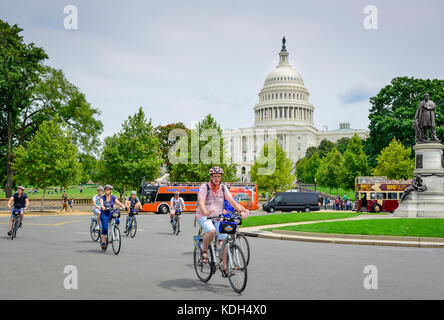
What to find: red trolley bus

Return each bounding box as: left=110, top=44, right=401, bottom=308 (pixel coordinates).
left=355, top=176, right=412, bottom=213
left=139, top=181, right=259, bottom=214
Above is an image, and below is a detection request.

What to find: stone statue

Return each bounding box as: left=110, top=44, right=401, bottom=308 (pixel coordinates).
left=399, top=175, right=427, bottom=202
left=414, top=93, right=439, bottom=143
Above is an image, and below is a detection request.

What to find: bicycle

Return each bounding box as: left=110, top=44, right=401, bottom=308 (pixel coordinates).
left=101, top=208, right=122, bottom=255
left=10, top=208, right=23, bottom=240
left=172, top=210, right=182, bottom=235
left=193, top=214, right=248, bottom=293
left=90, top=216, right=101, bottom=242
left=125, top=209, right=138, bottom=238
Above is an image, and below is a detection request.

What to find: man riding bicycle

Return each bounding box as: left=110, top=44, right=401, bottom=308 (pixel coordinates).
left=92, top=186, right=104, bottom=230
left=124, top=190, right=141, bottom=234
left=99, top=185, right=126, bottom=249
left=196, top=166, right=249, bottom=277
left=7, top=186, right=29, bottom=236
left=170, top=191, right=185, bottom=234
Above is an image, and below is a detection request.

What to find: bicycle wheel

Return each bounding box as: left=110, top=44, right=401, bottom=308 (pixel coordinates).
left=12, top=217, right=20, bottom=240
left=235, top=233, right=250, bottom=266
left=172, top=217, right=177, bottom=234
left=193, top=239, right=213, bottom=282
left=227, top=243, right=248, bottom=293
left=112, top=225, right=121, bottom=255
left=90, top=220, right=100, bottom=242
left=130, top=217, right=137, bottom=238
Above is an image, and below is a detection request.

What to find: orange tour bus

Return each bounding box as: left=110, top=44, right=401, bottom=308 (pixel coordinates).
left=139, top=180, right=259, bottom=214
left=355, top=176, right=412, bottom=213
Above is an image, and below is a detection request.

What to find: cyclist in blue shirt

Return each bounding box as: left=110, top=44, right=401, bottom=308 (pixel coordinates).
left=99, top=185, right=125, bottom=249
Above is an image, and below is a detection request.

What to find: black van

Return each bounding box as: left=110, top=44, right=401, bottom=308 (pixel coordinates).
left=262, top=192, right=320, bottom=213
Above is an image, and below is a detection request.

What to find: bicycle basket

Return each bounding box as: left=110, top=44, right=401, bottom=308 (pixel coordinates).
left=112, top=211, right=120, bottom=218
left=219, top=221, right=237, bottom=234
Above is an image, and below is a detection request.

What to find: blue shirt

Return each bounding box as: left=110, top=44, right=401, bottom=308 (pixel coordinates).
left=101, top=195, right=117, bottom=213
left=224, top=199, right=238, bottom=214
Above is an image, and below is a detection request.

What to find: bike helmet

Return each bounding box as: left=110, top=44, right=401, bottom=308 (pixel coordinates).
left=17, top=186, right=25, bottom=190
left=104, top=184, right=113, bottom=190
left=209, top=166, right=224, bottom=175
left=97, top=186, right=104, bottom=191
left=174, top=191, right=180, bottom=195
left=131, top=190, right=137, bottom=195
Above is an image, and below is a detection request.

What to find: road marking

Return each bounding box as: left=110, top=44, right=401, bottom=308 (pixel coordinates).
left=0, top=220, right=82, bottom=227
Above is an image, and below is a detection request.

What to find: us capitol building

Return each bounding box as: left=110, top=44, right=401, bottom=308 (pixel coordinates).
left=223, top=38, right=369, bottom=182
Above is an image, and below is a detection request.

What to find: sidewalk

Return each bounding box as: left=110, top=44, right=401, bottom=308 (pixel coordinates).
left=240, top=215, right=444, bottom=248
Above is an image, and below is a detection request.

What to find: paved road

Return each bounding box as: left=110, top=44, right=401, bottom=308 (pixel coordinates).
left=1, top=214, right=443, bottom=299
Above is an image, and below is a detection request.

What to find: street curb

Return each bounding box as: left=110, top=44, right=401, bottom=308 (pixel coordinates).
left=240, top=230, right=444, bottom=248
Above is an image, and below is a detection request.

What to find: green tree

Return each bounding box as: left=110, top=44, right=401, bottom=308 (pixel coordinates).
left=315, top=148, right=344, bottom=194
left=366, top=77, right=444, bottom=168
left=372, top=138, right=414, bottom=179
left=338, top=134, right=369, bottom=190
left=97, top=107, right=162, bottom=197
left=303, top=152, right=321, bottom=184
left=78, top=153, right=100, bottom=184
left=317, top=139, right=336, bottom=158
left=155, top=122, right=189, bottom=173
left=169, top=114, right=237, bottom=182
left=336, top=137, right=351, bottom=154
left=0, top=20, right=48, bottom=196
left=305, top=146, right=318, bottom=159
left=0, top=20, right=103, bottom=197
left=12, top=119, right=81, bottom=206
left=250, top=139, right=294, bottom=194
left=295, top=157, right=308, bottom=182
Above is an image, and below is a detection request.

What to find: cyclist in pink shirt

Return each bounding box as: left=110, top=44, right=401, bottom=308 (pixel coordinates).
left=196, top=166, right=249, bottom=276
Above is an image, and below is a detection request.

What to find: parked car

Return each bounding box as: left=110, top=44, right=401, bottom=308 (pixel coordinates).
left=262, top=192, right=321, bottom=213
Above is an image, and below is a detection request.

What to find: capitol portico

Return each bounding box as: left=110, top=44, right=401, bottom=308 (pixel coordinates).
left=223, top=38, right=369, bottom=182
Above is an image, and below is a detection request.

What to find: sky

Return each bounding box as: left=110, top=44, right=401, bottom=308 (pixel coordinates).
left=1, top=0, right=443, bottom=138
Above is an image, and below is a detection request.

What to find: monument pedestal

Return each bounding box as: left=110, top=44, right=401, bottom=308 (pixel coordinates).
left=395, top=143, right=444, bottom=218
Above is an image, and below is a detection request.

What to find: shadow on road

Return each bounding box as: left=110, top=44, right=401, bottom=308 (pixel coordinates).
left=158, top=278, right=237, bottom=296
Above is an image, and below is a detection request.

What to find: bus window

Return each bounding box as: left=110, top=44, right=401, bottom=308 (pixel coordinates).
left=370, top=192, right=376, bottom=200
left=235, top=193, right=251, bottom=202
left=387, top=192, right=398, bottom=200
left=360, top=193, right=366, bottom=200
left=376, top=192, right=386, bottom=200
left=181, top=194, right=198, bottom=202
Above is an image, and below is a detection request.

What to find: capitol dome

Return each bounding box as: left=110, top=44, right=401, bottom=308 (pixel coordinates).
left=254, top=37, right=314, bottom=127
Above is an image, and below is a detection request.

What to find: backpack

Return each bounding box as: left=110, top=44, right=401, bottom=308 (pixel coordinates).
left=205, top=183, right=226, bottom=201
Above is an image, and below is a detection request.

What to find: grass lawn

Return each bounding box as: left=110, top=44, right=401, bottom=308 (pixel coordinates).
left=305, top=185, right=355, bottom=201
left=273, top=218, right=444, bottom=238
left=241, top=212, right=364, bottom=228
left=0, top=187, right=98, bottom=199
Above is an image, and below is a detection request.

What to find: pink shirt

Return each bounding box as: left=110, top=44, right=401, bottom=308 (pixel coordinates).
left=196, top=183, right=234, bottom=220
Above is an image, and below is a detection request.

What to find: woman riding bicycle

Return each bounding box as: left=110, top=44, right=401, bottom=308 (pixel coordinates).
left=99, top=184, right=125, bottom=249
left=196, top=166, right=249, bottom=276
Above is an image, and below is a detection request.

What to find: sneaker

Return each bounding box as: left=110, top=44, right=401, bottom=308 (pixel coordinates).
left=19, top=223, right=23, bottom=229
left=101, top=242, right=106, bottom=250
left=7, top=231, right=12, bottom=236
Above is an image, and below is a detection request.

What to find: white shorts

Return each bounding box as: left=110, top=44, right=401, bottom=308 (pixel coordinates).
left=198, top=216, right=227, bottom=240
